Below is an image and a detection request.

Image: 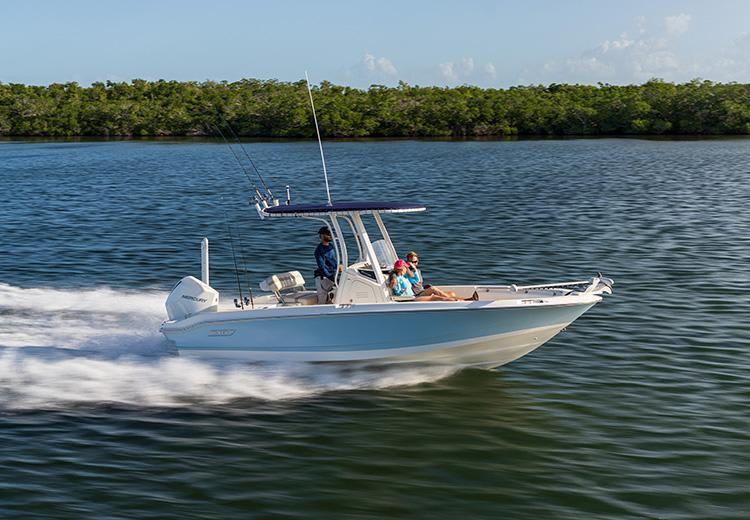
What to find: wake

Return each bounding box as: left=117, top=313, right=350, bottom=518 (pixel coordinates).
left=0, top=283, right=457, bottom=409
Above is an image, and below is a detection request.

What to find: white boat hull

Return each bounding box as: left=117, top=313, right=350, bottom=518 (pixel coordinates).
left=162, top=297, right=600, bottom=368
left=177, top=322, right=570, bottom=368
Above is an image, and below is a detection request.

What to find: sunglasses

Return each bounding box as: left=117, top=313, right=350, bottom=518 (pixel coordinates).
left=408, top=258, right=419, bottom=263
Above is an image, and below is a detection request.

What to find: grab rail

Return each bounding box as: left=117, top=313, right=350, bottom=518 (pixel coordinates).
left=469, top=275, right=614, bottom=296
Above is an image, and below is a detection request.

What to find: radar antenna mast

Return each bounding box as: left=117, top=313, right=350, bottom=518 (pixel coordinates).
left=305, top=71, right=332, bottom=206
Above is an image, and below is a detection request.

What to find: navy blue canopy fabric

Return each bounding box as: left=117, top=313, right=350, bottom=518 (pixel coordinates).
left=263, top=201, right=426, bottom=216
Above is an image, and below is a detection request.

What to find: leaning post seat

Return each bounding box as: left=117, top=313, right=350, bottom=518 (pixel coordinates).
left=260, top=271, right=306, bottom=293
left=259, top=271, right=318, bottom=306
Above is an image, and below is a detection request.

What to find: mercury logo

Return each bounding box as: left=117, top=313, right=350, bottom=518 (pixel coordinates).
left=182, top=295, right=208, bottom=302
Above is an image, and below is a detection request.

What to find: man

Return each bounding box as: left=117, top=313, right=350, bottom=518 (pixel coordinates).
left=314, top=226, right=337, bottom=304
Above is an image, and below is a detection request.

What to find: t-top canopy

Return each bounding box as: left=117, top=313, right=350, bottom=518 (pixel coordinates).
left=262, top=201, right=426, bottom=217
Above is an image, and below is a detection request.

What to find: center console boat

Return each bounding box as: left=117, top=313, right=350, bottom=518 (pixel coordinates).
left=160, top=201, right=612, bottom=368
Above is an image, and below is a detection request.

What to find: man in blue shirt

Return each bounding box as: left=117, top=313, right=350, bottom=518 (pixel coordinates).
left=314, top=226, right=338, bottom=303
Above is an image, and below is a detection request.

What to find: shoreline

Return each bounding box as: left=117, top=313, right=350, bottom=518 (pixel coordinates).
left=2, top=134, right=750, bottom=143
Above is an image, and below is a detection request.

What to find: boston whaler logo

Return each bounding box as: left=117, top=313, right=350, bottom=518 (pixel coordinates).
left=208, top=329, right=236, bottom=337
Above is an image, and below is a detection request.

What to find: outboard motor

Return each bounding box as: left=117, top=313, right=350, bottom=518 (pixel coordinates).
left=165, top=276, right=219, bottom=321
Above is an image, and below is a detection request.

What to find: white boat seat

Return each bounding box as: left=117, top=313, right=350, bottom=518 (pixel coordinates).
left=260, top=271, right=306, bottom=293
left=259, top=271, right=318, bottom=305
left=282, top=290, right=318, bottom=306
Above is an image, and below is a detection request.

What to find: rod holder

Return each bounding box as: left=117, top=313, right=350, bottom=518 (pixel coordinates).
left=201, top=237, right=209, bottom=285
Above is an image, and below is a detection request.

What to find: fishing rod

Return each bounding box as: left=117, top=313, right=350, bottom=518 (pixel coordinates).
left=206, top=129, right=259, bottom=308
left=222, top=201, right=245, bottom=310
left=205, top=122, right=265, bottom=202
left=215, top=113, right=274, bottom=200
left=235, top=229, right=255, bottom=310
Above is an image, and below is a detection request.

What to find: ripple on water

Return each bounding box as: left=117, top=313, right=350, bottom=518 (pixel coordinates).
left=1, top=138, right=749, bottom=518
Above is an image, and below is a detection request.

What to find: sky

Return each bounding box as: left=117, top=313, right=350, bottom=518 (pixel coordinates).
left=2, top=0, right=750, bottom=88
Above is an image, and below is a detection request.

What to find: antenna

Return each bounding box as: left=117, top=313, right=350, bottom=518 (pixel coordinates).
left=305, top=71, right=332, bottom=206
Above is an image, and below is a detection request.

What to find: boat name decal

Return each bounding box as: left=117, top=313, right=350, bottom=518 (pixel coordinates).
left=208, top=329, right=236, bottom=337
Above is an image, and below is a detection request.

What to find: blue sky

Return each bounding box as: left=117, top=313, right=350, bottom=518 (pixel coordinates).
left=2, top=0, right=750, bottom=87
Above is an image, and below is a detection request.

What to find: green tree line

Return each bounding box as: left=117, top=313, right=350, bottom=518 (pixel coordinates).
left=1, top=78, right=749, bottom=137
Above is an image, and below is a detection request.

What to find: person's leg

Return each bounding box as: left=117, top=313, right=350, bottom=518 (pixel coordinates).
left=414, top=294, right=453, bottom=302
left=321, top=277, right=335, bottom=303
left=431, top=287, right=455, bottom=298
left=415, top=293, right=477, bottom=302
left=315, top=277, right=328, bottom=304
left=420, top=286, right=460, bottom=299
left=431, top=286, right=477, bottom=301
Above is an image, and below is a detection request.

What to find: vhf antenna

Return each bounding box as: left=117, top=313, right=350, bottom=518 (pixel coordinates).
left=305, top=71, right=332, bottom=206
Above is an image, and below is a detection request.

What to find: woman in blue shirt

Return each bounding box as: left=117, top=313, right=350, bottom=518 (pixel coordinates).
left=404, top=251, right=471, bottom=300
left=389, top=260, right=471, bottom=301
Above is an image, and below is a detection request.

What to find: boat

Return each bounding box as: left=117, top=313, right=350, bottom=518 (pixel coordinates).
left=160, top=200, right=613, bottom=368
left=159, top=75, right=613, bottom=368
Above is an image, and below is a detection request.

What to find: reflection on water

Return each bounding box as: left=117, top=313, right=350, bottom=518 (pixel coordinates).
left=0, top=138, right=749, bottom=518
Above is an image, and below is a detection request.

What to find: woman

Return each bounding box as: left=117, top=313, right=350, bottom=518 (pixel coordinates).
left=404, top=251, right=471, bottom=300
left=389, top=260, right=476, bottom=301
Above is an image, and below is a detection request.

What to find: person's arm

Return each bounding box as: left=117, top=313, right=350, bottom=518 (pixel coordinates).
left=403, top=277, right=415, bottom=297
left=389, top=275, right=403, bottom=295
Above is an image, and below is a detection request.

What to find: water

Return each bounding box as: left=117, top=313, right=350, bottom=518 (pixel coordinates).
left=1, top=138, right=749, bottom=518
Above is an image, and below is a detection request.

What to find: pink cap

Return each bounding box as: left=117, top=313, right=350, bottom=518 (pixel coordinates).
left=393, top=259, right=409, bottom=270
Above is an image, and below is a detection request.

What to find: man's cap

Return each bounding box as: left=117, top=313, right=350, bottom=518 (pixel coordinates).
left=318, top=226, right=331, bottom=235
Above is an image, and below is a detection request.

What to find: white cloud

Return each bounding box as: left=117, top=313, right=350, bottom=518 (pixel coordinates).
left=665, top=13, right=691, bottom=36
left=364, top=53, right=376, bottom=72
left=702, top=32, right=750, bottom=81
left=439, top=57, right=493, bottom=84
left=531, top=13, right=697, bottom=84
left=439, top=62, right=457, bottom=81
left=636, top=15, right=647, bottom=35
left=363, top=53, right=397, bottom=76
left=376, top=56, right=397, bottom=76
left=638, top=51, right=679, bottom=73
left=600, top=35, right=634, bottom=53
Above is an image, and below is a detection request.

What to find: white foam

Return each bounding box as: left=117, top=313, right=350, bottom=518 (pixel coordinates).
left=0, top=282, right=167, bottom=352
left=0, top=352, right=457, bottom=409
left=0, top=283, right=458, bottom=409
left=0, top=282, right=167, bottom=315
